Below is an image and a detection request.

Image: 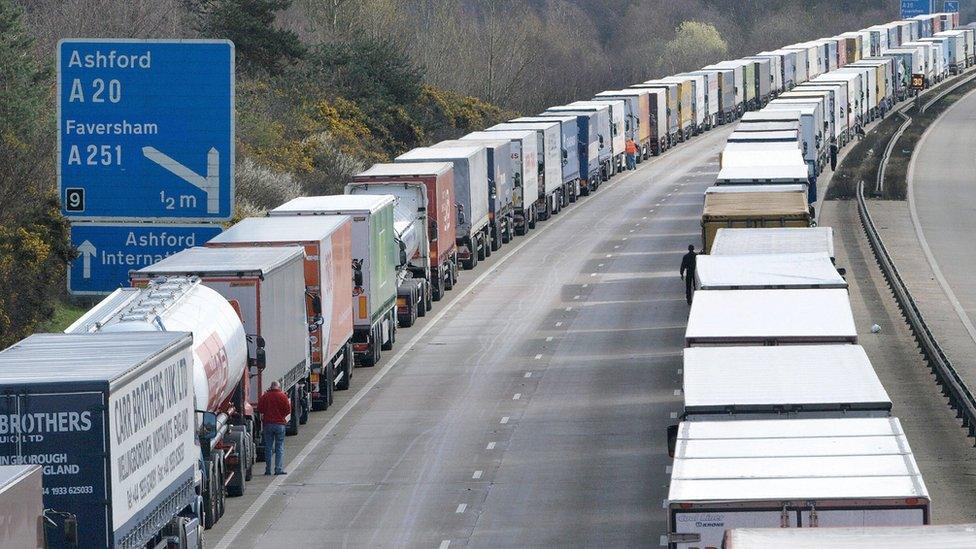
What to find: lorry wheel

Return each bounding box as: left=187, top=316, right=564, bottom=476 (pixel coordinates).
left=476, top=236, right=486, bottom=261
left=528, top=210, right=537, bottom=229
left=432, top=277, right=444, bottom=301
left=337, top=345, right=353, bottom=390
left=226, top=433, right=246, bottom=497
left=416, top=295, right=426, bottom=318
left=286, top=388, right=300, bottom=436
left=444, top=267, right=455, bottom=291
left=381, top=321, right=394, bottom=351
left=202, top=460, right=217, bottom=529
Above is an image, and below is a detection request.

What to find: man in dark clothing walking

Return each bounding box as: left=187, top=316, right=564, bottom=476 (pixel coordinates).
left=257, top=381, right=291, bottom=475
left=679, top=244, right=698, bottom=305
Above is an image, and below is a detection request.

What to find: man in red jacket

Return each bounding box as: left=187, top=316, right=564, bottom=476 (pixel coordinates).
left=257, top=381, right=291, bottom=475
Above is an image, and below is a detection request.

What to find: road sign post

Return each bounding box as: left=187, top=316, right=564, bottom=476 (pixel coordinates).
left=58, top=40, right=235, bottom=221
left=68, top=223, right=223, bottom=295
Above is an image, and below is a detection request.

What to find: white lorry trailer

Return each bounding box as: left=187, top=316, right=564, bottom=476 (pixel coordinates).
left=487, top=120, right=565, bottom=219
left=710, top=227, right=835, bottom=260
left=463, top=130, right=540, bottom=234
left=684, top=289, right=857, bottom=346
left=667, top=418, right=930, bottom=549
left=695, top=252, right=845, bottom=290
left=0, top=332, right=202, bottom=548
left=724, top=523, right=976, bottom=547
left=681, top=345, right=890, bottom=420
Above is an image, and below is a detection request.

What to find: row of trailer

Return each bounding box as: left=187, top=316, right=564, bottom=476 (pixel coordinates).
left=0, top=10, right=969, bottom=549
left=664, top=11, right=976, bottom=549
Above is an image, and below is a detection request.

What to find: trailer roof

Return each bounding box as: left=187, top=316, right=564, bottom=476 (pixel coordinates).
left=208, top=215, right=349, bottom=244
left=0, top=465, right=39, bottom=490
left=706, top=184, right=806, bottom=194
left=0, top=332, right=190, bottom=385
left=465, top=130, right=535, bottom=143
left=716, top=164, right=810, bottom=183
left=594, top=89, right=648, bottom=97
left=272, top=194, right=395, bottom=215
left=490, top=120, right=559, bottom=131
left=669, top=417, right=928, bottom=503
left=741, top=110, right=801, bottom=122
left=684, top=289, right=856, bottom=344
left=358, top=162, right=453, bottom=178
left=396, top=145, right=486, bottom=163
left=695, top=252, right=846, bottom=290
left=734, top=120, right=800, bottom=132
left=722, top=142, right=801, bottom=153
left=136, top=246, right=304, bottom=276
left=511, top=115, right=578, bottom=124
left=728, top=130, right=799, bottom=141
left=711, top=227, right=834, bottom=258
left=683, top=344, right=887, bottom=414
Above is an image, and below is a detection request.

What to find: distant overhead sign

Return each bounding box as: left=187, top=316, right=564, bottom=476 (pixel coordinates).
left=68, top=223, right=222, bottom=295
left=944, top=0, right=960, bottom=12
left=901, top=0, right=933, bottom=17
left=58, top=40, right=235, bottom=221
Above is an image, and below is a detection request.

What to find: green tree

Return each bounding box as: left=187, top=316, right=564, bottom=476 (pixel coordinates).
left=0, top=0, right=73, bottom=347
left=660, top=20, right=729, bottom=74
left=189, top=0, right=305, bottom=74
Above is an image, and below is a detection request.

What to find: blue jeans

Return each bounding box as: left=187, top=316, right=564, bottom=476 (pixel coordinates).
left=626, top=154, right=636, bottom=170
left=263, top=423, right=286, bottom=474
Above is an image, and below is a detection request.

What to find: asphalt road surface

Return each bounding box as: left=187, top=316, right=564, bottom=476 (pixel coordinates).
left=209, top=126, right=733, bottom=549
left=909, top=87, right=976, bottom=345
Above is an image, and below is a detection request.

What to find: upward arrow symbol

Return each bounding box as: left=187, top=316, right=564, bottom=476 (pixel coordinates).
left=143, top=147, right=220, bottom=214
left=77, top=240, right=96, bottom=280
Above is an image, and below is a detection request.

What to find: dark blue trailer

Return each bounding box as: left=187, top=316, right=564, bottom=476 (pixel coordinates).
left=0, top=332, right=200, bottom=549
left=537, top=109, right=602, bottom=195
left=511, top=116, right=581, bottom=205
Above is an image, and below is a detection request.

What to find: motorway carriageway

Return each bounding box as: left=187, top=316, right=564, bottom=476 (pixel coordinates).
left=208, top=126, right=734, bottom=547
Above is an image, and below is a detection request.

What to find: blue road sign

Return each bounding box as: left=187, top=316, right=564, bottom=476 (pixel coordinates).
left=901, top=0, right=933, bottom=17
left=58, top=40, right=234, bottom=221
left=944, top=0, right=960, bottom=12
left=68, top=223, right=222, bottom=295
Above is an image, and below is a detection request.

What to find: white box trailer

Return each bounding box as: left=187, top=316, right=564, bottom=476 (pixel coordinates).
left=488, top=120, right=564, bottom=217
left=810, top=72, right=865, bottom=132
left=935, top=30, right=968, bottom=72
left=711, top=227, right=834, bottom=259
left=0, top=465, right=44, bottom=548
left=763, top=49, right=800, bottom=88
left=746, top=55, right=782, bottom=94
left=780, top=89, right=839, bottom=145
left=464, top=130, right=540, bottom=233
left=920, top=37, right=951, bottom=78
left=728, top=130, right=799, bottom=143
left=716, top=165, right=810, bottom=186
left=682, top=345, right=890, bottom=420
left=704, top=62, right=746, bottom=115
left=734, top=119, right=799, bottom=132
left=724, top=523, right=976, bottom=548
left=719, top=149, right=805, bottom=171
left=763, top=101, right=825, bottom=175
left=695, top=252, right=845, bottom=290
left=797, top=82, right=851, bottom=143
left=683, top=71, right=721, bottom=127
left=569, top=100, right=626, bottom=172
left=684, top=288, right=857, bottom=346
left=667, top=418, right=929, bottom=549
left=0, top=332, right=201, bottom=548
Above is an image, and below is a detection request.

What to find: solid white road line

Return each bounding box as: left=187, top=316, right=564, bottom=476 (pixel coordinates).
left=439, top=540, right=451, bottom=549
left=456, top=503, right=467, bottom=514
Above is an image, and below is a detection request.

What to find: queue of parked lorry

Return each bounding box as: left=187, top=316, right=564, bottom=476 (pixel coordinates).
left=666, top=11, right=976, bottom=549
left=0, top=9, right=972, bottom=549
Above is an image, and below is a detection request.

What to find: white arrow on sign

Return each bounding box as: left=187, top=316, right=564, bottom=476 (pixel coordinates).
left=143, top=146, right=220, bottom=214
left=77, top=240, right=96, bottom=279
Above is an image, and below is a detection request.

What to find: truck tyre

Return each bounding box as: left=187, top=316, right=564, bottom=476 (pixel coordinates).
left=444, top=266, right=455, bottom=291
left=381, top=320, right=394, bottom=351
left=202, top=460, right=217, bottom=529
left=432, top=276, right=444, bottom=302
left=226, top=431, right=247, bottom=497
left=476, top=236, right=486, bottom=261
left=337, top=344, right=353, bottom=390
left=286, top=387, right=300, bottom=436
left=416, top=294, right=426, bottom=318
